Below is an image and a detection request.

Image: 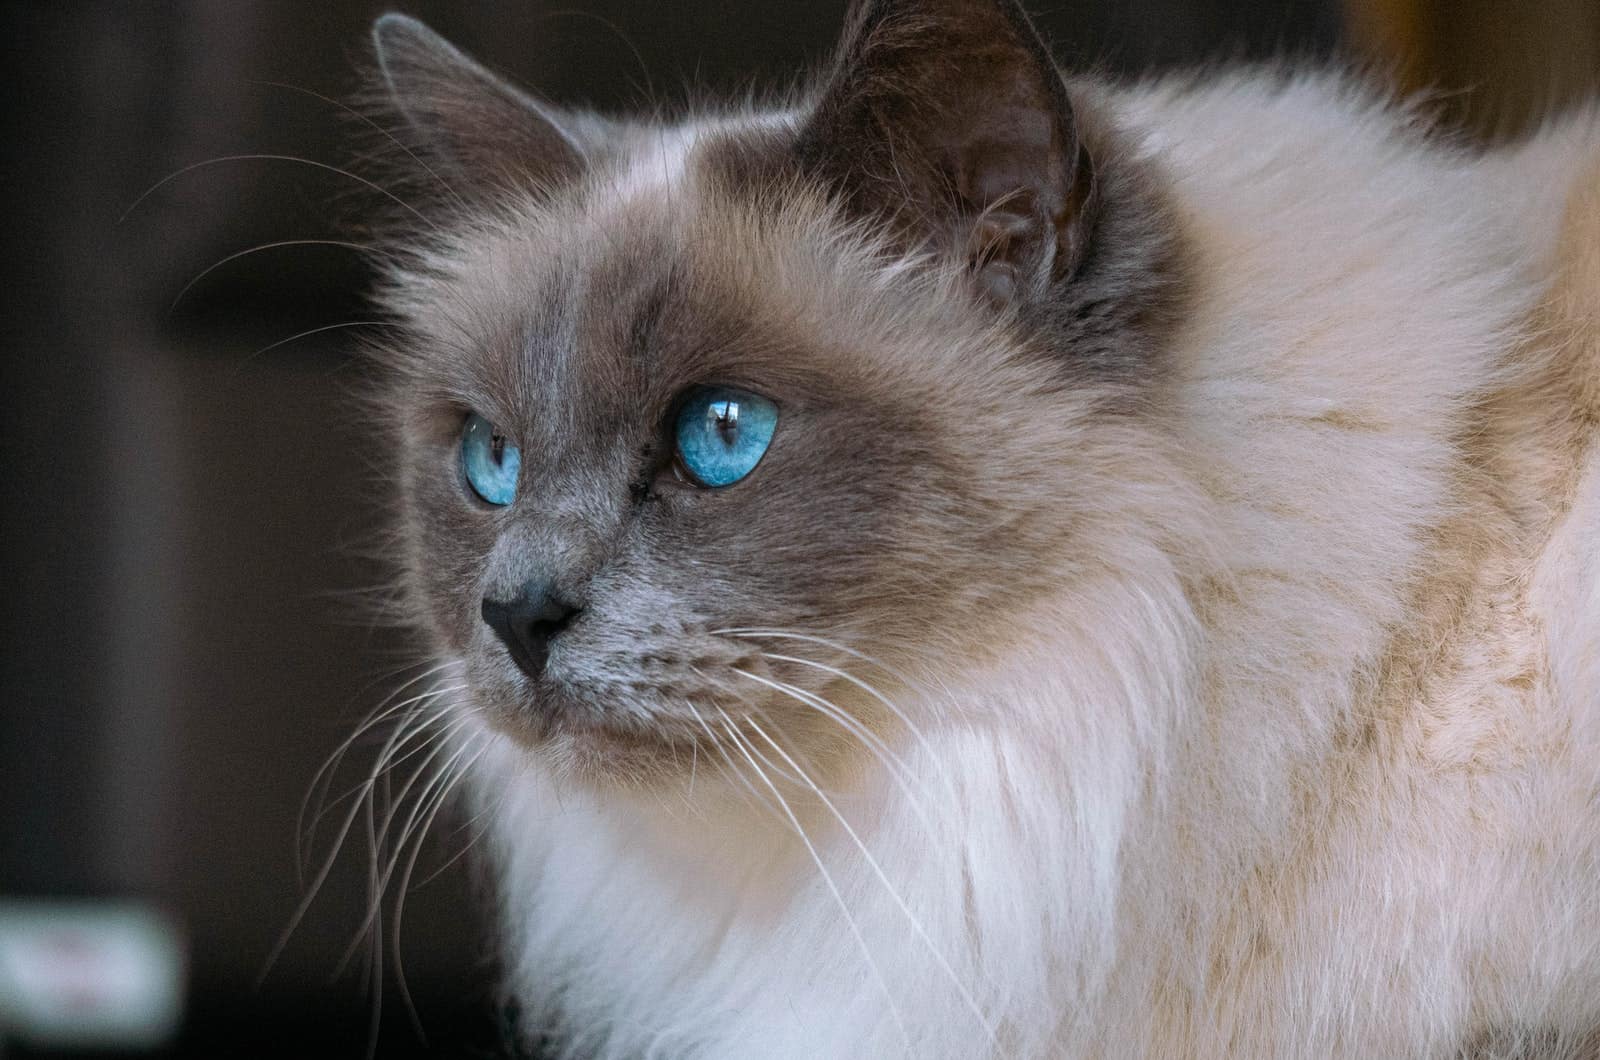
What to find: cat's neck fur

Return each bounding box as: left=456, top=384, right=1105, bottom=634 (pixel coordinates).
left=452, top=72, right=1600, bottom=1059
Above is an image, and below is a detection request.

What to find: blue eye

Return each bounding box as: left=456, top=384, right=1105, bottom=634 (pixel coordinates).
left=460, top=412, right=521, bottom=506
left=674, top=386, right=778, bottom=488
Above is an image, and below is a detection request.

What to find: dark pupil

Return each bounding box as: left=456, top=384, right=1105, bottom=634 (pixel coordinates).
left=490, top=433, right=506, bottom=465
left=714, top=402, right=739, bottom=445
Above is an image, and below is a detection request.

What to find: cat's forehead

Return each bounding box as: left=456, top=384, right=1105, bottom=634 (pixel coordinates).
left=406, top=118, right=1005, bottom=401
left=437, top=116, right=787, bottom=298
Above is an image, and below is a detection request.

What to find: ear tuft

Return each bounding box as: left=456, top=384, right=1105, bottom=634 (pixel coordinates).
left=371, top=13, right=585, bottom=198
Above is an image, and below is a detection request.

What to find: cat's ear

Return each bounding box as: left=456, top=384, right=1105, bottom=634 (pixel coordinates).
left=796, top=0, right=1094, bottom=306
left=371, top=13, right=586, bottom=196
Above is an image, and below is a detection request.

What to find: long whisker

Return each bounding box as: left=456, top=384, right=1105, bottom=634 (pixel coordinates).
left=718, top=627, right=946, bottom=742
left=730, top=667, right=911, bottom=783
left=388, top=740, right=489, bottom=1041
left=262, top=757, right=374, bottom=986
left=373, top=714, right=476, bottom=857
left=534, top=10, right=655, bottom=101
left=171, top=239, right=374, bottom=311
left=730, top=668, right=939, bottom=835
left=744, top=716, right=995, bottom=1046
left=298, top=669, right=461, bottom=878
left=239, top=320, right=405, bottom=370
left=684, top=701, right=776, bottom=817
left=264, top=690, right=454, bottom=987
left=715, top=629, right=909, bottom=679
left=740, top=702, right=824, bottom=788
left=409, top=766, right=506, bottom=890
left=378, top=721, right=480, bottom=895
left=335, top=717, right=475, bottom=974
left=251, top=80, right=471, bottom=213
left=260, top=710, right=432, bottom=990
left=681, top=668, right=808, bottom=789
left=715, top=709, right=914, bottom=1057
left=311, top=716, right=457, bottom=841
left=300, top=688, right=467, bottom=857
left=362, top=767, right=384, bottom=1060
left=753, top=647, right=957, bottom=804
left=118, top=154, right=438, bottom=230
left=728, top=627, right=964, bottom=724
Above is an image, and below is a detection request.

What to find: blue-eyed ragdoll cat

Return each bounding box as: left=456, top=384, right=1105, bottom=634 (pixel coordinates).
left=360, top=1, right=1600, bottom=1055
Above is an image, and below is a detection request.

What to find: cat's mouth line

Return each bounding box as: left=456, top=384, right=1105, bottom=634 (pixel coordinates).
left=535, top=702, right=842, bottom=795
left=481, top=674, right=761, bottom=752
left=548, top=699, right=788, bottom=755
left=468, top=645, right=889, bottom=781
left=483, top=676, right=847, bottom=779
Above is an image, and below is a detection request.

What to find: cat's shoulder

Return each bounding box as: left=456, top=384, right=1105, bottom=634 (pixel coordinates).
left=1511, top=112, right=1600, bottom=415
left=1106, top=65, right=1443, bottom=167
left=1553, top=134, right=1600, bottom=348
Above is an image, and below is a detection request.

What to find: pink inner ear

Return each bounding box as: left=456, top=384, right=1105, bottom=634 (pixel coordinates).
left=965, top=205, right=1044, bottom=306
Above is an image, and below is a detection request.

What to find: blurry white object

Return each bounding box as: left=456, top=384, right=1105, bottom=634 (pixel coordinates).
left=0, top=902, right=184, bottom=1049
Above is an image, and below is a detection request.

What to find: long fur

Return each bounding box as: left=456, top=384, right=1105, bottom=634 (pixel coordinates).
left=365, top=20, right=1600, bottom=1059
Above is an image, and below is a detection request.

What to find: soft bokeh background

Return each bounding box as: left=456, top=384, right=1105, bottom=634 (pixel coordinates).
left=2, top=1, right=1594, bottom=1056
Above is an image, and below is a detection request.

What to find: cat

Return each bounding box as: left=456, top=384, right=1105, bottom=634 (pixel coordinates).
left=357, top=0, right=1600, bottom=1056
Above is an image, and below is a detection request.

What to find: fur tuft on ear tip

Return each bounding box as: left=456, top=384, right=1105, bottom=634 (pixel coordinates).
left=371, top=11, right=434, bottom=57
left=372, top=14, right=450, bottom=120
left=370, top=13, right=475, bottom=100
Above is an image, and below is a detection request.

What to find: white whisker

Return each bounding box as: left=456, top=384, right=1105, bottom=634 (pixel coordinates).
left=684, top=701, right=777, bottom=817
left=251, top=79, right=472, bottom=214
left=302, top=690, right=466, bottom=854
left=261, top=696, right=447, bottom=989
left=730, top=667, right=941, bottom=836
left=389, top=740, right=490, bottom=1040
left=119, top=153, right=439, bottom=230
left=715, top=709, right=914, bottom=1058
left=410, top=760, right=507, bottom=890
left=171, top=239, right=375, bottom=311
left=361, top=771, right=383, bottom=1060
left=336, top=716, right=476, bottom=973
left=298, top=673, right=463, bottom=877
left=240, top=320, right=405, bottom=368
left=744, top=716, right=996, bottom=1046
left=715, top=628, right=909, bottom=682
left=754, top=648, right=959, bottom=805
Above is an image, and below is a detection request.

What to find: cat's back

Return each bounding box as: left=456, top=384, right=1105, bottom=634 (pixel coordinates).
left=1115, top=78, right=1600, bottom=1055
left=1117, top=72, right=1600, bottom=666
left=1524, top=138, right=1600, bottom=754
left=1419, top=131, right=1600, bottom=1060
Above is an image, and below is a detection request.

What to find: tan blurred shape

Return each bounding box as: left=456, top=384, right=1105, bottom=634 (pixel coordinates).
left=1346, top=0, right=1600, bottom=139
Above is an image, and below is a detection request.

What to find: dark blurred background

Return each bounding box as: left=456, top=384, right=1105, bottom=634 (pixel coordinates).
left=2, top=1, right=1595, bottom=1057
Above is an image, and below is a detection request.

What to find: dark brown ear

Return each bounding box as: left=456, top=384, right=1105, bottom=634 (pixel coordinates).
left=372, top=13, right=586, bottom=196
left=796, top=0, right=1094, bottom=306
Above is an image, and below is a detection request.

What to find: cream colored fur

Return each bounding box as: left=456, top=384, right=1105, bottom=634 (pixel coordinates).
left=458, top=77, right=1600, bottom=1058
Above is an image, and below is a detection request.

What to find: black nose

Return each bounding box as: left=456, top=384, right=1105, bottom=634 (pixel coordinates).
left=481, top=581, right=579, bottom=681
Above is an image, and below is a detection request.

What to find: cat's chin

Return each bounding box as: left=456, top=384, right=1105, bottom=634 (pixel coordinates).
left=540, top=722, right=684, bottom=788
left=475, top=689, right=697, bottom=789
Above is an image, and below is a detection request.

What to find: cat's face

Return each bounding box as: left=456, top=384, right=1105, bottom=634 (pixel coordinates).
left=369, top=2, right=1179, bottom=791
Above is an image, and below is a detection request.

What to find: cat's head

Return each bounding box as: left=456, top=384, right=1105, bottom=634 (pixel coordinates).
left=365, top=0, right=1183, bottom=791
